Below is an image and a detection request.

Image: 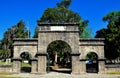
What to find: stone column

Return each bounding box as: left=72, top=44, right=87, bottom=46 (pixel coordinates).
left=30, top=58, right=38, bottom=74
left=71, top=53, right=80, bottom=74
left=98, top=58, right=105, bottom=74
left=12, top=58, right=22, bottom=73
left=36, top=53, right=47, bottom=74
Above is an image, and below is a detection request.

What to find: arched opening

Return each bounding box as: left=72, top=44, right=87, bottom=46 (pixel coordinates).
left=47, top=40, right=72, bottom=73
left=20, top=52, right=31, bottom=73
left=85, top=52, right=98, bottom=73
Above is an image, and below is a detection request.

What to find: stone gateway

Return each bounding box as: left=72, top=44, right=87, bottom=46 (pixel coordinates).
left=12, top=23, right=106, bottom=74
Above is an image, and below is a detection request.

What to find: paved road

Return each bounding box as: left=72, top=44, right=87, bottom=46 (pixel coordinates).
left=3, top=72, right=120, bottom=78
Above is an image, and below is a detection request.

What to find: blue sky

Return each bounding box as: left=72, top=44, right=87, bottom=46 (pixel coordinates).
left=0, top=0, right=120, bottom=39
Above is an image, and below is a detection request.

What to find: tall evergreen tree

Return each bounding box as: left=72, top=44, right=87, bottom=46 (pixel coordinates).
left=33, top=0, right=89, bottom=38
left=95, top=11, right=120, bottom=61
left=0, top=20, right=29, bottom=60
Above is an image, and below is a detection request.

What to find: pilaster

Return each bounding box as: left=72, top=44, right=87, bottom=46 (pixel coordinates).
left=12, top=58, right=22, bottom=73
left=36, top=53, right=47, bottom=74
left=30, top=58, right=38, bottom=74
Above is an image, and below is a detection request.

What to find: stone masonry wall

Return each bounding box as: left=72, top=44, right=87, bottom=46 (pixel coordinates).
left=0, top=65, right=12, bottom=73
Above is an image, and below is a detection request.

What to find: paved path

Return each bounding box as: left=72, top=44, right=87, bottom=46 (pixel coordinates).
left=3, top=72, right=120, bottom=78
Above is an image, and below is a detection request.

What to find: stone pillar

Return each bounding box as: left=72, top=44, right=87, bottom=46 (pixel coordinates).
left=98, top=58, right=105, bottom=74
left=71, top=53, right=80, bottom=74
left=79, top=59, right=86, bottom=74
left=12, top=58, right=22, bottom=73
left=36, top=53, right=47, bottom=74
left=30, top=58, right=38, bottom=74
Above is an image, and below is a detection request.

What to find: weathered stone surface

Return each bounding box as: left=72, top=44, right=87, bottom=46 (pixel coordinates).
left=12, top=23, right=119, bottom=74
left=13, top=38, right=38, bottom=58
left=30, top=58, right=38, bottom=73
left=12, top=58, right=22, bottom=73
left=0, top=65, right=12, bottom=73
left=37, top=23, right=80, bottom=74
left=79, top=38, right=105, bottom=59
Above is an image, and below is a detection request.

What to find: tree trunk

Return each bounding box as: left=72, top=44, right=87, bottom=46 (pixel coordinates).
left=55, top=52, right=57, bottom=64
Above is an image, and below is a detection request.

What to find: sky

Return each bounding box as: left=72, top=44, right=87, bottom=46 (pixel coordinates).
left=0, top=0, right=120, bottom=39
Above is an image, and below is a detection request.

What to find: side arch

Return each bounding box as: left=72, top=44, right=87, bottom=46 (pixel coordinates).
left=85, top=51, right=99, bottom=59
left=85, top=52, right=99, bottom=73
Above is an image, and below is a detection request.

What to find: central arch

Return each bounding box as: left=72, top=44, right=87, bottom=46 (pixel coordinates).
left=46, top=40, right=72, bottom=73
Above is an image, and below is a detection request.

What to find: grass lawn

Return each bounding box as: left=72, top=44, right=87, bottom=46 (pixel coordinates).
left=21, top=62, right=31, bottom=67
left=0, top=62, right=12, bottom=65
left=106, top=72, right=120, bottom=74
left=0, top=72, right=22, bottom=78
left=0, top=76, right=22, bottom=78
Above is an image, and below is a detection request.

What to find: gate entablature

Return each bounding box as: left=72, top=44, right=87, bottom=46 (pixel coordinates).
left=38, top=23, right=79, bottom=32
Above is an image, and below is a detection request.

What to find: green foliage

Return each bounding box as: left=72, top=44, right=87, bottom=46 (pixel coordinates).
left=0, top=62, right=12, bottom=65
left=0, top=72, right=12, bottom=75
left=81, top=27, right=92, bottom=38
left=21, top=62, right=31, bottom=67
left=0, top=20, right=29, bottom=60
left=20, top=52, right=31, bottom=60
left=33, top=27, right=39, bottom=38
left=38, top=7, right=81, bottom=23
left=33, top=0, right=89, bottom=37
left=0, top=49, right=10, bottom=60
left=106, top=72, right=120, bottom=74
left=95, top=11, right=120, bottom=60
left=86, top=52, right=98, bottom=60
left=57, top=0, right=71, bottom=8
left=47, top=40, right=71, bottom=61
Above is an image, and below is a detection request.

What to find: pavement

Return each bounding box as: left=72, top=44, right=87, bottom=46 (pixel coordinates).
left=1, top=72, right=120, bottom=78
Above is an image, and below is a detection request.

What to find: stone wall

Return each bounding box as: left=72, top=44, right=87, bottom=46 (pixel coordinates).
left=0, top=65, right=12, bottom=73
left=105, top=65, right=120, bottom=72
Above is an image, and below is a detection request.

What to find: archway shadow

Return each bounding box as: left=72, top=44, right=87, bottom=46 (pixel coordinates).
left=21, top=67, right=31, bottom=73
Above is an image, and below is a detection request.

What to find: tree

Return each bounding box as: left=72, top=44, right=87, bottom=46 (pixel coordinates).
left=0, top=20, right=29, bottom=61
left=81, top=27, right=92, bottom=38
left=95, top=11, right=120, bottom=61
left=33, top=27, right=39, bottom=38
left=33, top=0, right=89, bottom=38
left=57, top=0, right=71, bottom=8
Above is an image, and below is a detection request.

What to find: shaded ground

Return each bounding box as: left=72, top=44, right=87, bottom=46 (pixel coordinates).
left=1, top=72, right=120, bottom=78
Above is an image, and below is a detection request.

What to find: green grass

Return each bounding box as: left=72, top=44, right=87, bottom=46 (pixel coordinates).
left=21, top=62, right=31, bottom=67
left=0, top=62, right=12, bottom=65
left=0, top=72, right=22, bottom=78
left=106, top=72, right=120, bottom=74
left=0, top=72, right=12, bottom=75
left=0, top=76, right=22, bottom=78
